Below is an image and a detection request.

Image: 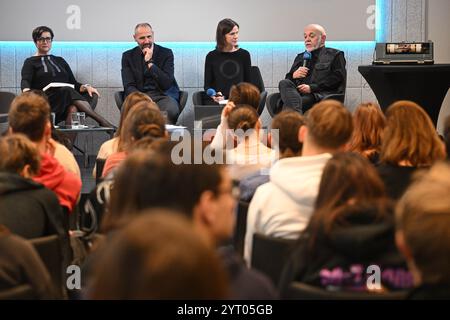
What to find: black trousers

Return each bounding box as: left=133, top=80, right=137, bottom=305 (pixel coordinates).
left=145, top=91, right=180, bottom=124
left=278, top=79, right=316, bottom=114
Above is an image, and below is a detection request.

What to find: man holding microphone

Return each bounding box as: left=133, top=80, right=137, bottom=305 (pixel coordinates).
left=278, top=24, right=347, bottom=114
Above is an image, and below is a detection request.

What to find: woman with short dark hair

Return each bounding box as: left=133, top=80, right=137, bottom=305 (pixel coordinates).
left=21, top=26, right=113, bottom=127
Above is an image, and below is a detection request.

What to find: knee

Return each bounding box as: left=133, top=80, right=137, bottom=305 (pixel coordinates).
left=279, top=79, right=294, bottom=91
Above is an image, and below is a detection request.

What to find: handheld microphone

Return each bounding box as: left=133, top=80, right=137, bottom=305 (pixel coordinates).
left=206, top=88, right=222, bottom=97
left=302, top=51, right=312, bottom=67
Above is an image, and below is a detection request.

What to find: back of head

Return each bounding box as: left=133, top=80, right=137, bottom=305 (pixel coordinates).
left=227, top=105, right=259, bottom=132
left=90, top=211, right=229, bottom=299
left=308, top=152, right=389, bottom=244
left=117, top=92, right=153, bottom=136
left=0, top=134, right=40, bottom=176
left=118, top=101, right=165, bottom=152
left=396, top=162, right=450, bottom=285
left=104, top=149, right=224, bottom=232
left=349, top=102, right=386, bottom=154
left=9, top=92, right=50, bottom=142
left=305, top=100, right=353, bottom=150
left=315, top=152, right=386, bottom=212
left=381, top=100, right=445, bottom=166
left=271, top=110, right=305, bottom=157
left=228, top=83, right=260, bottom=110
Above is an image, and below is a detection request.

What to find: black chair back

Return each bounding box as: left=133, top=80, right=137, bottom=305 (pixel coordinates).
left=29, top=235, right=65, bottom=298
left=250, top=66, right=265, bottom=93
left=114, top=91, right=125, bottom=111
left=0, top=91, right=15, bottom=114
left=233, top=201, right=249, bottom=257
left=95, top=158, right=107, bottom=184
left=251, top=233, right=296, bottom=286
left=0, top=284, right=36, bottom=300
left=0, top=91, right=16, bottom=124
left=249, top=66, right=267, bottom=115
left=284, top=282, right=407, bottom=300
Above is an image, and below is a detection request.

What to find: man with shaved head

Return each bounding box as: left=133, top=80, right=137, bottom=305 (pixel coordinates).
left=278, top=24, right=346, bottom=114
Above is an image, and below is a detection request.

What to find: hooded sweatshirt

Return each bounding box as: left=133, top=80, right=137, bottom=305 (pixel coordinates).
left=244, top=153, right=332, bottom=264
left=278, top=202, right=413, bottom=292
left=0, top=172, right=71, bottom=270
left=33, top=152, right=82, bottom=213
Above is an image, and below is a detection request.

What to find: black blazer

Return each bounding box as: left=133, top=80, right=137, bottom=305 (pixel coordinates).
left=121, top=44, right=180, bottom=101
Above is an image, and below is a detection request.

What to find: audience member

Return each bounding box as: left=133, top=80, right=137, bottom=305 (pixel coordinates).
left=88, top=212, right=229, bottom=299
left=245, top=100, right=353, bottom=264
left=0, top=134, right=67, bottom=242
left=93, top=92, right=152, bottom=177
left=239, top=111, right=305, bottom=202
left=396, top=162, right=450, bottom=299
left=225, top=105, right=274, bottom=181
left=349, top=102, right=385, bottom=164
left=377, top=100, right=445, bottom=200
left=101, top=100, right=166, bottom=177
left=97, top=149, right=278, bottom=299
left=210, top=82, right=261, bottom=150
left=8, top=92, right=82, bottom=213
left=279, top=152, right=412, bottom=293
left=0, top=225, right=55, bottom=299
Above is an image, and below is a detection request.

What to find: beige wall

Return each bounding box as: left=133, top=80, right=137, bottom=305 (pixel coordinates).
left=427, top=0, right=450, bottom=133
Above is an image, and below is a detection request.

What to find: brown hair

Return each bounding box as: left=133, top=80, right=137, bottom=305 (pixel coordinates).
left=227, top=105, right=259, bottom=132
left=216, top=18, right=239, bottom=51
left=380, top=101, right=445, bottom=166
left=9, top=92, right=50, bottom=142
left=103, top=149, right=224, bottom=233
left=116, top=92, right=152, bottom=137
left=271, top=111, right=305, bottom=157
left=90, top=211, right=229, bottom=299
left=306, top=152, right=389, bottom=248
left=396, top=162, right=450, bottom=285
left=228, top=83, right=260, bottom=110
left=118, top=101, right=165, bottom=152
left=0, top=134, right=40, bottom=176
left=305, top=100, right=353, bottom=149
left=349, top=102, right=386, bottom=159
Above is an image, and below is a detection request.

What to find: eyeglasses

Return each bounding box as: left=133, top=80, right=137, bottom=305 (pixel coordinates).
left=218, top=185, right=240, bottom=200
left=37, top=37, right=52, bottom=43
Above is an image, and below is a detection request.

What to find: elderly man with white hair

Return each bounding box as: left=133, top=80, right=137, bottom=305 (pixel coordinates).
left=278, top=24, right=347, bottom=114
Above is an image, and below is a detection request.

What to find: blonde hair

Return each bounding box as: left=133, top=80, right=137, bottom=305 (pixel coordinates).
left=305, top=100, right=353, bottom=149
left=396, top=162, right=450, bottom=284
